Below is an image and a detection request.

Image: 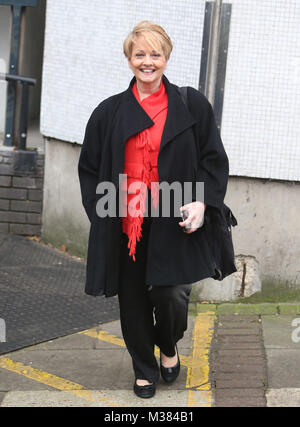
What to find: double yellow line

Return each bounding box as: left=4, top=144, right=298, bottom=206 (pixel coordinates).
left=0, top=311, right=215, bottom=407
left=0, top=356, right=122, bottom=407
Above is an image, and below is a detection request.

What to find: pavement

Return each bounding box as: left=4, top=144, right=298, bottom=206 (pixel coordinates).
left=0, top=233, right=300, bottom=408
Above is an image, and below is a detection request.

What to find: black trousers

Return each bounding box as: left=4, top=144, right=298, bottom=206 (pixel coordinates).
left=118, top=216, right=192, bottom=383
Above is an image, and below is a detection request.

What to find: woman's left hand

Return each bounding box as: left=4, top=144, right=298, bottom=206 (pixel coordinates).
left=179, top=201, right=206, bottom=234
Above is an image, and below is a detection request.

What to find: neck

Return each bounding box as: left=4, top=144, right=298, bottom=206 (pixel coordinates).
left=136, top=78, right=162, bottom=100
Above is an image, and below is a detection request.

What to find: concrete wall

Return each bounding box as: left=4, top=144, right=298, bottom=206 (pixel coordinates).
left=226, top=178, right=300, bottom=287
left=42, top=138, right=90, bottom=258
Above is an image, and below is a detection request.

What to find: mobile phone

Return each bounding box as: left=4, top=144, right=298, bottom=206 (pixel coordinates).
left=180, top=209, right=190, bottom=231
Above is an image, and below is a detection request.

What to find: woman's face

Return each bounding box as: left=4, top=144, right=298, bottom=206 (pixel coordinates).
left=128, top=36, right=168, bottom=86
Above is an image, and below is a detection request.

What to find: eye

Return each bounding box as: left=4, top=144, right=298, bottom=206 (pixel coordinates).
left=135, top=53, right=144, bottom=57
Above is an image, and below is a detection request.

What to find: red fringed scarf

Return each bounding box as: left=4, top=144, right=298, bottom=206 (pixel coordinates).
left=121, top=79, right=168, bottom=261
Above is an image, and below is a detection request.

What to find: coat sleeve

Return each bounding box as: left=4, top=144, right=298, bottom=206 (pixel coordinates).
left=78, top=107, right=102, bottom=223
left=189, top=88, right=229, bottom=210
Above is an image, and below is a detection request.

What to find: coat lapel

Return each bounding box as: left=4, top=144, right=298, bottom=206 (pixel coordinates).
left=117, top=77, right=154, bottom=146
left=117, top=74, right=197, bottom=154
left=159, top=74, right=197, bottom=154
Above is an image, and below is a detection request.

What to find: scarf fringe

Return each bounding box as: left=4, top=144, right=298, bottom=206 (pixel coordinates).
left=126, top=216, right=143, bottom=262
left=123, top=82, right=167, bottom=261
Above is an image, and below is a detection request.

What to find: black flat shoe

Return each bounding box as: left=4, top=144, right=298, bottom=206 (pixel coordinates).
left=133, top=380, right=156, bottom=399
left=160, top=344, right=180, bottom=384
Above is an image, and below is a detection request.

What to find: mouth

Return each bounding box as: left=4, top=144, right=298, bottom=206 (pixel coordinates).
left=140, top=69, right=156, bottom=74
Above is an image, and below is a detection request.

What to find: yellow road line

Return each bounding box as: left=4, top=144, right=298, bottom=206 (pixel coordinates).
left=0, top=311, right=215, bottom=407
left=186, top=311, right=215, bottom=407
left=80, top=327, right=192, bottom=368
left=79, top=328, right=125, bottom=347
left=0, top=357, right=123, bottom=407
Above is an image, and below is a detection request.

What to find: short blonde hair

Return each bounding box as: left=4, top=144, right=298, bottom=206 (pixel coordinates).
left=123, top=20, right=173, bottom=60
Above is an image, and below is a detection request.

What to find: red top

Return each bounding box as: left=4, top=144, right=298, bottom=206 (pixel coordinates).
left=121, top=79, right=168, bottom=260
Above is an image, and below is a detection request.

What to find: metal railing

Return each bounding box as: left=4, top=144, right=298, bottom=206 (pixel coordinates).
left=0, top=72, right=36, bottom=150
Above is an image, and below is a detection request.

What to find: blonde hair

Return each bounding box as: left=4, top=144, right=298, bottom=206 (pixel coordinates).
left=123, top=20, right=173, bottom=60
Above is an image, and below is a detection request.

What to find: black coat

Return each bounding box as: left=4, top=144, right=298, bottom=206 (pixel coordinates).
left=78, top=74, right=237, bottom=297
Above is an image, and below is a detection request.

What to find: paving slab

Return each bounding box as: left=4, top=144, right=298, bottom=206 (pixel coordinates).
left=265, top=349, right=300, bottom=388
left=215, top=396, right=266, bottom=407
left=0, top=367, right=52, bottom=392
left=22, top=331, right=96, bottom=351
left=0, top=389, right=212, bottom=407
left=266, top=388, right=300, bottom=407
left=3, top=348, right=127, bottom=390
left=215, top=341, right=263, bottom=350
left=262, top=315, right=300, bottom=390
left=214, top=388, right=265, bottom=398
left=0, top=392, right=6, bottom=405
left=216, top=349, right=264, bottom=357
left=262, top=315, right=300, bottom=349
left=214, top=378, right=265, bottom=389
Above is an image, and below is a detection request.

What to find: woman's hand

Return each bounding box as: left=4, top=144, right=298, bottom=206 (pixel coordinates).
left=179, top=201, right=206, bottom=234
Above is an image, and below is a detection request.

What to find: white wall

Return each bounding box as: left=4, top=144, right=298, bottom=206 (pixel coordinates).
left=41, top=0, right=300, bottom=182
left=222, top=0, right=300, bottom=181
left=40, top=0, right=206, bottom=143
left=0, top=6, right=11, bottom=136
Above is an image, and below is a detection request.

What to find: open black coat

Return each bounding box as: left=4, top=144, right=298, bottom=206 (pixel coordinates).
left=78, top=74, right=236, bottom=297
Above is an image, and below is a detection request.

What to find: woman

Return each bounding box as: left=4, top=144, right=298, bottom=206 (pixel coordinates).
left=78, top=21, right=231, bottom=398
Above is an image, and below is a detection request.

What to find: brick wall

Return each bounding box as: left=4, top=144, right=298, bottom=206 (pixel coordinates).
left=0, top=148, right=44, bottom=236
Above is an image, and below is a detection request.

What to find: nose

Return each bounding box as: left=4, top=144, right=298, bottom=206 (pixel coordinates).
left=142, top=54, right=154, bottom=65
